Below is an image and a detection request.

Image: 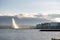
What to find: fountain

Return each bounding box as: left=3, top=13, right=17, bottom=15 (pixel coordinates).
left=12, top=18, right=19, bottom=29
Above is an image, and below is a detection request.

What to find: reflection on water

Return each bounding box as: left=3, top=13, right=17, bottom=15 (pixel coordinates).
left=0, top=29, right=60, bottom=40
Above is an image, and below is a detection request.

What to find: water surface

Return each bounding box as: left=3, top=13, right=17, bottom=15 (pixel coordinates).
left=0, top=29, right=60, bottom=40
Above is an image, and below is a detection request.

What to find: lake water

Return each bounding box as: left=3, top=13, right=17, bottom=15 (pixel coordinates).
left=0, top=29, right=60, bottom=40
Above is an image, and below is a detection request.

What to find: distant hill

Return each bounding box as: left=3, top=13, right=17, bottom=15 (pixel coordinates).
left=36, top=22, right=60, bottom=29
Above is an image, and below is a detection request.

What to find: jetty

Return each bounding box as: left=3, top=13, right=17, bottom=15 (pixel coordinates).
left=52, top=38, right=60, bottom=40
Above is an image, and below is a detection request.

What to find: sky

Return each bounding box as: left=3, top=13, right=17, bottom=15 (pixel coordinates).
left=0, top=0, right=60, bottom=26
left=0, top=0, right=60, bottom=14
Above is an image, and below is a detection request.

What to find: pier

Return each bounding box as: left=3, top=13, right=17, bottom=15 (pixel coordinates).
left=52, top=38, right=60, bottom=40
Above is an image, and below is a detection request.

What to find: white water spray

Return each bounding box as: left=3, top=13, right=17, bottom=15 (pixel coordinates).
left=12, top=18, right=19, bottom=29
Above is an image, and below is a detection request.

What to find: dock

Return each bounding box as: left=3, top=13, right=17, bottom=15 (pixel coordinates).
left=52, top=38, right=60, bottom=40
left=40, top=29, right=60, bottom=31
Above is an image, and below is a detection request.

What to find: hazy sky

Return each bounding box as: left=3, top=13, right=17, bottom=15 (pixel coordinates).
left=0, top=0, right=60, bottom=26
left=0, top=0, right=60, bottom=14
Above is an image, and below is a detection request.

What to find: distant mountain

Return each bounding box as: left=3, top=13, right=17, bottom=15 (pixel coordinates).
left=0, top=16, right=14, bottom=26
left=0, top=16, right=52, bottom=29
left=0, top=16, right=51, bottom=26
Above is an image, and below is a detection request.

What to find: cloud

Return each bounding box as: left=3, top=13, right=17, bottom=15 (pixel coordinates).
left=46, top=14, right=60, bottom=22
left=54, top=18, right=60, bottom=22
left=0, top=12, right=37, bottom=17
left=16, top=13, right=35, bottom=18
left=0, top=13, right=19, bottom=16
left=1, top=12, right=60, bottom=23
left=34, top=14, right=43, bottom=17
left=48, top=14, right=60, bottom=18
